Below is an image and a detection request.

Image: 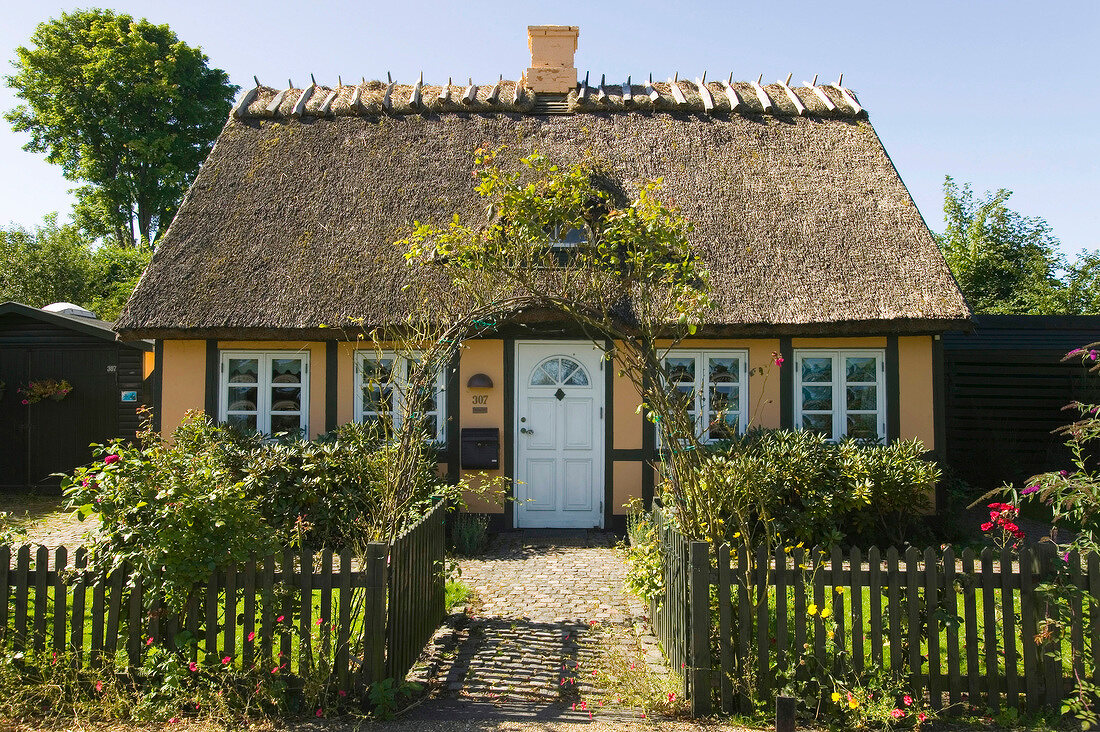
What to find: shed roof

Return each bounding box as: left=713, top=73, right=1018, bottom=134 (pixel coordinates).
left=116, top=76, right=970, bottom=339
left=1, top=301, right=152, bottom=350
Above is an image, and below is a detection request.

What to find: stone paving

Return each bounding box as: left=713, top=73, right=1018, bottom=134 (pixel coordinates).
left=410, top=530, right=662, bottom=712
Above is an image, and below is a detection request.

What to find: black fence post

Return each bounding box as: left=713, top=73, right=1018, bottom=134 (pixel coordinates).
left=689, top=540, right=712, bottom=716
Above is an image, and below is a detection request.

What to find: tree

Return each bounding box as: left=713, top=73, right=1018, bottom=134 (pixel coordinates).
left=1058, top=250, right=1100, bottom=316
left=0, top=215, right=151, bottom=320
left=936, top=176, right=1065, bottom=314
left=5, top=9, right=237, bottom=247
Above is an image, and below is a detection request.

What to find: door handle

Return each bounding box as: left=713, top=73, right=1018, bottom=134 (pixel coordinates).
left=520, top=427, right=534, bottom=435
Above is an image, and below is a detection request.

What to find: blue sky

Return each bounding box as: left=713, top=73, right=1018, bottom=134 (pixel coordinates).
left=1, top=0, right=1097, bottom=256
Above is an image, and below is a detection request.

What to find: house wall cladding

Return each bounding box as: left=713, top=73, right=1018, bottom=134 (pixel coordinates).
left=0, top=311, right=150, bottom=491
left=943, top=315, right=1100, bottom=490
left=158, top=334, right=938, bottom=524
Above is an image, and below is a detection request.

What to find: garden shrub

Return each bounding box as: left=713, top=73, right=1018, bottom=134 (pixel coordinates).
left=449, top=513, right=490, bottom=556
left=664, top=428, right=939, bottom=551
left=62, top=411, right=453, bottom=607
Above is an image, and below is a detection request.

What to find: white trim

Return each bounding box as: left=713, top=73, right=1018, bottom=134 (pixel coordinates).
left=353, top=350, right=447, bottom=444
left=219, top=350, right=310, bottom=435
left=661, top=349, right=750, bottom=444
left=514, top=340, right=605, bottom=529
left=793, top=349, right=886, bottom=441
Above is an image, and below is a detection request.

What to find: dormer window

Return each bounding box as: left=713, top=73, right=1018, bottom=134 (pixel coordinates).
left=547, top=224, right=586, bottom=249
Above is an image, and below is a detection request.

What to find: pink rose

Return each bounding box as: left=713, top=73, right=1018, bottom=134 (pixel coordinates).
left=103, top=454, right=120, bottom=465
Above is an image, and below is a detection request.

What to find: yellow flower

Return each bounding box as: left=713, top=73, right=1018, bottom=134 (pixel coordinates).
left=807, top=604, right=818, bottom=616
left=831, top=692, right=842, bottom=703
left=835, top=587, right=845, bottom=595
left=820, top=607, right=832, bottom=619
left=849, top=695, right=860, bottom=709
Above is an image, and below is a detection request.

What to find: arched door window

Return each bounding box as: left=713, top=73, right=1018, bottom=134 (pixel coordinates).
left=529, top=356, right=590, bottom=387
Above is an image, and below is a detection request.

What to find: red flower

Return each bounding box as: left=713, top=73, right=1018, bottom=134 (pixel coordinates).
left=95, top=680, right=103, bottom=692
left=247, top=631, right=256, bottom=642
left=276, top=615, right=285, bottom=622
left=980, top=522, right=993, bottom=531
left=315, top=708, right=323, bottom=718
left=222, top=656, right=231, bottom=665
left=103, top=454, right=120, bottom=465
left=188, top=661, right=198, bottom=672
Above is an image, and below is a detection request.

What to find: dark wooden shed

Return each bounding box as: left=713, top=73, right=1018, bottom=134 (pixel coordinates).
left=0, top=302, right=152, bottom=492
left=944, top=315, right=1100, bottom=490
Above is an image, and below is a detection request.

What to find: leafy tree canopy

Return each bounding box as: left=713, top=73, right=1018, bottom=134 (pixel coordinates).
left=936, top=176, right=1066, bottom=314
left=5, top=9, right=236, bottom=247
left=0, top=215, right=151, bottom=321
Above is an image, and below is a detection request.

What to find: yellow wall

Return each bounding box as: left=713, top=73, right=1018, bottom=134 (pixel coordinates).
left=613, top=460, right=642, bottom=515
left=899, top=336, right=935, bottom=450
left=613, top=367, right=643, bottom=450
left=160, top=340, right=206, bottom=436
left=458, top=340, right=506, bottom=513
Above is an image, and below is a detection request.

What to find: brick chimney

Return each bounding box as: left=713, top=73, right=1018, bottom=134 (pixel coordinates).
left=524, top=25, right=579, bottom=94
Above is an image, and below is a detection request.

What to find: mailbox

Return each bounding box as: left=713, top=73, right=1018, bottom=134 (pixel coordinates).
left=461, top=428, right=500, bottom=469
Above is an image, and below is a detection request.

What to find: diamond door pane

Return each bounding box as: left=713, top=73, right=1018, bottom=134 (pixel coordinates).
left=361, top=358, right=394, bottom=381
left=362, top=385, right=392, bottom=413
left=227, top=387, right=258, bottom=412
left=710, top=385, right=737, bottom=412
left=802, top=413, right=833, bottom=438
left=801, top=385, right=832, bottom=410
left=271, top=359, right=302, bottom=383
left=846, top=357, right=878, bottom=383
left=801, top=357, right=833, bottom=383
left=228, top=359, right=258, bottom=384
left=846, top=385, right=877, bottom=411
left=846, top=413, right=879, bottom=440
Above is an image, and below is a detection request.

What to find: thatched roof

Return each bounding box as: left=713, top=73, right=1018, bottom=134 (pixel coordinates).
left=116, top=77, right=970, bottom=339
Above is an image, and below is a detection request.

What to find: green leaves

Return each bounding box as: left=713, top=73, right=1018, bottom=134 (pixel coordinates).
left=5, top=9, right=236, bottom=246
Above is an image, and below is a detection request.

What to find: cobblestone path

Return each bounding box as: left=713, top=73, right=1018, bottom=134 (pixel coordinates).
left=411, top=530, right=659, bottom=712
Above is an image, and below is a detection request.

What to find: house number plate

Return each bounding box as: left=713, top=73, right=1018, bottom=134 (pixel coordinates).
left=472, top=394, right=488, bottom=414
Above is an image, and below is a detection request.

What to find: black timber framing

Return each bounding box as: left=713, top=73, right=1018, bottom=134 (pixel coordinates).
left=325, top=341, right=338, bottom=432
left=446, top=351, right=460, bottom=483
left=641, top=367, right=655, bottom=507
left=779, top=336, right=794, bottom=429
left=204, top=339, right=218, bottom=417
left=604, top=339, right=614, bottom=528
left=152, top=340, right=164, bottom=432
left=502, top=337, right=516, bottom=530
left=886, top=335, right=901, bottom=442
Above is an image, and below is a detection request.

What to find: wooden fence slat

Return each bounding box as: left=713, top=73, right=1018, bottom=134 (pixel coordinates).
left=981, top=547, right=999, bottom=712
left=755, top=544, right=769, bottom=700
left=205, top=568, right=219, bottom=664
left=261, top=554, right=275, bottom=663
left=832, top=545, right=845, bottom=674
left=242, top=555, right=256, bottom=669
left=868, top=546, right=882, bottom=667
left=90, top=555, right=105, bottom=661
left=1039, top=547, right=1061, bottom=710
left=0, top=546, right=9, bottom=644
left=33, top=545, right=49, bottom=651
left=1070, top=551, right=1085, bottom=686
left=905, top=547, right=922, bottom=702
left=337, top=548, right=352, bottom=692
left=225, top=561, right=237, bottom=664
left=1089, top=553, right=1100, bottom=689
left=775, top=545, right=788, bottom=675
left=691, top=541, right=713, bottom=716
left=14, top=545, right=29, bottom=651
left=70, top=548, right=86, bottom=661
left=962, top=548, right=980, bottom=704
left=53, top=547, right=67, bottom=653
left=361, top=543, right=387, bottom=687
left=850, top=546, right=863, bottom=674
left=300, top=547, right=313, bottom=674
left=737, top=545, right=751, bottom=715
left=793, top=546, right=807, bottom=663
left=319, top=549, right=332, bottom=659
left=127, top=573, right=143, bottom=665
left=886, top=547, right=902, bottom=675
left=925, top=547, right=942, bottom=710
left=718, top=543, right=734, bottom=715
left=1004, top=546, right=1022, bottom=710
left=185, top=591, right=199, bottom=662
left=944, top=547, right=961, bottom=705
left=104, top=564, right=125, bottom=661
left=280, top=550, right=294, bottom=668
left=813, top=547, right=826, bottom=670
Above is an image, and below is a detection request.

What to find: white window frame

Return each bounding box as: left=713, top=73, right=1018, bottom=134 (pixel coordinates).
left=353, top=351, right=447, bottom=444
left=793, top=349, right=886, bottom=442
left=219, top=350, right=310, bottom=436
left=661, top=349, right=750, bottom=444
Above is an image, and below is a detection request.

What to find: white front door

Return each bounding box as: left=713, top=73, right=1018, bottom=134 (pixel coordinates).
left=515, top=341, right=605, bottom=529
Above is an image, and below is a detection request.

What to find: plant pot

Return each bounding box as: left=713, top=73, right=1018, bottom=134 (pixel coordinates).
left=48, top=392, right=67, bottom=402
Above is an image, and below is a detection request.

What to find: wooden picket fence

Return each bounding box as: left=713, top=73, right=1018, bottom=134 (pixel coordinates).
left=650, top=505, right=1098, bottom=717
left=0, top=500, right=447, bottom=695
